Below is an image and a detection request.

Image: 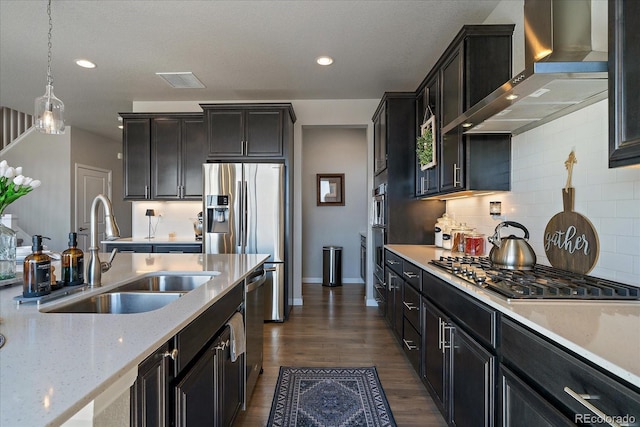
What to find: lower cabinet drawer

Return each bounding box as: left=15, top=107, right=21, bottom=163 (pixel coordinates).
left=501, top=318, right=640, bottom=424
left=403, top=282, right=420, bottom=331
left=403, top=317, right=421, bottom=374
left=374, top=281, right=386, bottom=317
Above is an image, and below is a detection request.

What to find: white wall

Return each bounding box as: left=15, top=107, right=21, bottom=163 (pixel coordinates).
left=301, top=127, right=368, bottom=283
left=446, top=100, right=640, bottom=286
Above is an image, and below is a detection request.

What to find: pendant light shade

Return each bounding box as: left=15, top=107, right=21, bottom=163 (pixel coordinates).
left=35, top=0, right=65, bottom=134
left=35, top=84, right=65, bottom=134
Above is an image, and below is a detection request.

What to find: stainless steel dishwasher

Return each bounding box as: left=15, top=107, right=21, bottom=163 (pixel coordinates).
left=244, top=266, right=266, bottom=407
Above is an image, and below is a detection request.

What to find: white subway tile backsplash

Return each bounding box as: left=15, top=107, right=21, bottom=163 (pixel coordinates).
left=447, top=100, right=640, bottom=286
left=616, top=235, right=640, bottom=257
left=616, top=200, right=640, bottom=218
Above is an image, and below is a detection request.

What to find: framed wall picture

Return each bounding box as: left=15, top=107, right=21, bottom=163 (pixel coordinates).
left=317, top=174, right=345, bottom=206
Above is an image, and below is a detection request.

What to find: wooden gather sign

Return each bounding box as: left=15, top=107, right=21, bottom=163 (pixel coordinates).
left=543, top=151, right=599, bottom=274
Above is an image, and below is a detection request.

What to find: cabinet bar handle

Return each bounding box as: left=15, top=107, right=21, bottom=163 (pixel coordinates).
left=438, top=318, right=443, bottom=351
left=564, top=387, right=623, bottom=427
left=144, top=185, right=149, bottom=199
left=403, top=271, right=418, bottom=279
left=387, top=259, right=400, bottom=265
left=403, top=301, right=418, bottom=311
left=421, top=177, right=426, bottom=193
left=453, top=163, right=461, bottom=187
left=403, top=339, right=418, bottom=350
left=162, top=348, right=178, bottom=361
left=442, top=324, right=453, bottom=351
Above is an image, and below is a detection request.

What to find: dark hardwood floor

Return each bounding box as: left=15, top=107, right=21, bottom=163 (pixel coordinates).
left=234, top=283, right=447, bottom=427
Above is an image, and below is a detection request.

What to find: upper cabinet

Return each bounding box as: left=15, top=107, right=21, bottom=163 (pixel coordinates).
left=121, top=113, right=206, bottom=201
left=415, top=25, right=514, bottom=198
left=609, top=0, right=640, bottom=168
left=201, top=103, right=296, bottom=160
left=373, top=102, right=388, bottom=176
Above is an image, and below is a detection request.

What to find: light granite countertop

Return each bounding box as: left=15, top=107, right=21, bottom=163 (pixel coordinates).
left=386, top=244, right=640, bottom=388
left=0, top=252, right=268, bottom=427
left=102, top=237, right=202, bottom=245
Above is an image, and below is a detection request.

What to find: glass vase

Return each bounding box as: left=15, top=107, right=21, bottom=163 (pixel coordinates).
left=0, top=222, right=17, bottom=280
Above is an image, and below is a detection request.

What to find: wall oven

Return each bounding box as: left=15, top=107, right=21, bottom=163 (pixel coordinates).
left=372, top=183, right=386, bottom=227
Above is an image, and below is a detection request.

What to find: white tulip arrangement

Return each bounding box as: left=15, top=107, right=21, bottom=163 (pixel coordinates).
left=0, top=160, right=41, bottom=215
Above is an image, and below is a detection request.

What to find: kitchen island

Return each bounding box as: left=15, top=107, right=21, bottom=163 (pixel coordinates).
left=0, top=252, right=267, bottom=426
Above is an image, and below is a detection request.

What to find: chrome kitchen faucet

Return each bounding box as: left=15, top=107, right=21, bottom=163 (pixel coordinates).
left=86, top=194, right=120, bottom=287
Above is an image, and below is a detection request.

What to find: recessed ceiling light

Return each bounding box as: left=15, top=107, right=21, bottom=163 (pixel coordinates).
left=316, top=56, right=334, bottom=66
left=75, top=59, right=96, bottom=69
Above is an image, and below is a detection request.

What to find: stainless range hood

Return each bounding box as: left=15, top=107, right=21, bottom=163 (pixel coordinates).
left=443, top=0, right=607, bottom=136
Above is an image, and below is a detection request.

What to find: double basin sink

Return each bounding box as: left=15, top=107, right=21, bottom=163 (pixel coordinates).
left=47, top=273, right=220, bottom=314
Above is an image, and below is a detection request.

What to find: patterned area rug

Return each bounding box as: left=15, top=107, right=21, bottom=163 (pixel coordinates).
left=267, top=367, right=397, bottom=427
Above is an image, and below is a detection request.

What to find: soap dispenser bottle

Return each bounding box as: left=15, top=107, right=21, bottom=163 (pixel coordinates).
left=61, top=232, right=84, bottom=286
left=23, top=235, right=52, bottom=297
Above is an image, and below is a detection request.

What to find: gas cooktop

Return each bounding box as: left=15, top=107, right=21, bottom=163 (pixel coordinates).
left=430, top=256, right=640, bottom=301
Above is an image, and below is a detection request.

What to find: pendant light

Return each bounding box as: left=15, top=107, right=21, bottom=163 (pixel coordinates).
left=34, top=0, right=65, bottom=134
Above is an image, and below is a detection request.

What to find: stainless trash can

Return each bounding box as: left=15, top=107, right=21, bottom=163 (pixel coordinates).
left=322, top=246, right=343, bottom=287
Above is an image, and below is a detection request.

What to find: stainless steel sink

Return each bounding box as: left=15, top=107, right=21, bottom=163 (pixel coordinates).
left=48, top=292, right=184, bottom=314
left=110, top=273, right=218, bottom=293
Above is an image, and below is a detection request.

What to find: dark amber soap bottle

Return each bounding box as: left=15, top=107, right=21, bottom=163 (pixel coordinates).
left=23, top=235, right=51, bottom=298
left=61, top=232, right=84, bottom=286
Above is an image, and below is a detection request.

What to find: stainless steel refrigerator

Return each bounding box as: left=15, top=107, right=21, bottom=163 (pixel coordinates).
left=203, top=163, right=286, bottom=321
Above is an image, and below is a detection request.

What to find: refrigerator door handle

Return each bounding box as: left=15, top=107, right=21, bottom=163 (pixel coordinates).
left=242, top=180, right=248, bottom=250
left=236, top=180, right=243, bottom=253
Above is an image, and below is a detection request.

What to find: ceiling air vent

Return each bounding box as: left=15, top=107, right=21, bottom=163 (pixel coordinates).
left=155, top=72, right=205, bottom=89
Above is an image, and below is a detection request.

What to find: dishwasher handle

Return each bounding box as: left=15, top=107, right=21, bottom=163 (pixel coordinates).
left=246, top=268, right=267, bottom=292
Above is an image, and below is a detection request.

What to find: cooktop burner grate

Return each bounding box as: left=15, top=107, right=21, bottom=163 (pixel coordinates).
left=430, top=256, right=640, bottom=301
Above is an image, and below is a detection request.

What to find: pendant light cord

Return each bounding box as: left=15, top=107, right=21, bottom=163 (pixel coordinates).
left=46, top=0, right=53, bottom=86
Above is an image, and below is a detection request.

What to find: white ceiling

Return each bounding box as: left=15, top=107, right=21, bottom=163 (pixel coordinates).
left=0, top=0, right=502, bottom=141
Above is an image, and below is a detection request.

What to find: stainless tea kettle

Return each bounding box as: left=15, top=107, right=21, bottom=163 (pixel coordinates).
left=488, top=221, right=536, bottom=270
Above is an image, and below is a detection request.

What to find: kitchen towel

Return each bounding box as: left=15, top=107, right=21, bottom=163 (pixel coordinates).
left=227, top=312, right=245, bottom=362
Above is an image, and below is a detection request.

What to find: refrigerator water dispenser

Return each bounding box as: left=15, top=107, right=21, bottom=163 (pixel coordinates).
left=206, top=195, right=230, bottom=233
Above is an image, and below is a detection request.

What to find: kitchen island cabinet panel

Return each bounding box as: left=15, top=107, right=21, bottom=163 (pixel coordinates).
left=131, top=342, right=172, bottom=427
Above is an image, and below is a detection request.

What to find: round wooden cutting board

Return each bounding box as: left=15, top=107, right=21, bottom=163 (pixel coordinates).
left=543, top=188, right=599, bottom=274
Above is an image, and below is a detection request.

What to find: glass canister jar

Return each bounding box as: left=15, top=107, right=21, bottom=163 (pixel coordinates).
left=451, top=223, right=471, bottom=254
left=434, top=213, right=452, bottom=248
left=442, top=221, right=454, bottom=250
left=464, top=231, right=486, bottom=256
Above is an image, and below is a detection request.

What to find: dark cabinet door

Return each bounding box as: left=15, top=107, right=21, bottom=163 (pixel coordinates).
left=609, top=0, right=640, bottom=168
left=182, top=118, right=206, bottom=199
left=415, top=79, right=439, bottom=197
left=219, top=331, right=243, bottom=427
left=173, top=342, right=217, bottom=427
left=500, top=366, right=573, bottom=427
left=373, top=102, right=387, bottom=175
left=422, top=298, right=449, bottom=418
left=384, top=267, right=396, bottom=334
left=207, top=110, right=244, bottom=157
left=245, top=110, right=283, bottom=157
left=440, top=49, right=464, bottom=193
left=451, top=326, right=496, bottom=427
left=152, top=118, right=181, bottom=199
left=123, top=118, right=151, bottom=200
left=131, top=342, right=171, bottom=427
left=207, top=108, right=284, bottom=158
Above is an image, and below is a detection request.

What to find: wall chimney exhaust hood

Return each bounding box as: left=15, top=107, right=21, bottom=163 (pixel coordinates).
left=443, top=0, right=607, bottom=136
